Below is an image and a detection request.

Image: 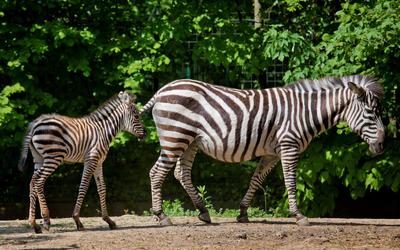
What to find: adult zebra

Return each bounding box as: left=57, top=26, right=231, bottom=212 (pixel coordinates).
left=140, top=75, right=385, bottom=226
left=18, top=91, right=146, bottom=233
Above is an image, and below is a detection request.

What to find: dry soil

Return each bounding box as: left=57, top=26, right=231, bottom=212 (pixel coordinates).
left=1, top=215, right=400, bottom=249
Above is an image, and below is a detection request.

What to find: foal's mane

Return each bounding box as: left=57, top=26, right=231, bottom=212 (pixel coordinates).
left=82, top=94, right=124, bottom=121
left=88, top=94, right=120, bottom=114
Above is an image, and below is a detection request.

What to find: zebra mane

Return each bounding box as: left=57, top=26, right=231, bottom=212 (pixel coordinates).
left=84, top=93, right=124, bottom=121
left=285, top=75, right=384, bottom=100
left=93, top=94, right=121, bottom=112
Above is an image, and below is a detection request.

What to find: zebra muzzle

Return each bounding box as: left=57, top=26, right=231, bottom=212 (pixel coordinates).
left=369, top=129, right=385, bottom=156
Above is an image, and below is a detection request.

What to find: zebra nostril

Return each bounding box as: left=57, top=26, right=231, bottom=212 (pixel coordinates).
left=141, top=130, right=147, bottom=139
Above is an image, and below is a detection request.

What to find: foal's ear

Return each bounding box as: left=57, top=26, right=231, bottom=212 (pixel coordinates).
left=130, top=94, right=137, bottom=102
left=118, top=91, right=131, bottom=104
left=348, top=82, right=366, bottom=97
left=118, top=91, right=137, bottom=104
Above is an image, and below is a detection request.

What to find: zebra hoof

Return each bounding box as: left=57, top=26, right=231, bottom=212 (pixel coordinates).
left=296, top=216, right=310, bottom=226
left=236, top=215, right=250, bottom=223
left=33, top=225, right=42, bottom=234
left=159, top=216, right=173, bottom=226
left=198, top=212, right=211, bottom=223
left=43, top=224, right=50, bottom=231
left=43, top=220, right=51, bottom=231
left=108, top=220, right=117, bottom=230
left=75, top=221, right=85, bottom=231
left=104, top=216, right=116, bottom=230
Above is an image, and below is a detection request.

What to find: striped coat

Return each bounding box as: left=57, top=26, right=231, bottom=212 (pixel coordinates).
left=140, top=75, right=384, bottom=225
left=19, top=91, right=146, bottom=233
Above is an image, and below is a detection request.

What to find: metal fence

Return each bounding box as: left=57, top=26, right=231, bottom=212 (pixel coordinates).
left=181, top=32, right=286, bottom=89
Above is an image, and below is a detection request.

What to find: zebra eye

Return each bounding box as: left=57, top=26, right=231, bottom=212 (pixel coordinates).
left=365, top=106, right=373, bottom=113
left=376, top=107, right=383, bottom=116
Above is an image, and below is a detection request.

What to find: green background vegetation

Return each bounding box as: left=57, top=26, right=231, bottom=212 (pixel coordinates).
left=1, top=0, right=399, bottom=219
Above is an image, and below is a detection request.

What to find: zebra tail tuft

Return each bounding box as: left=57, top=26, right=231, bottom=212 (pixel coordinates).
left=18, top=122, right=34, bottom=172
left=139, top=95, right=156, bottom=115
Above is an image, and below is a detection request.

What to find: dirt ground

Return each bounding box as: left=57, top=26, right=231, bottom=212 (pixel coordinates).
left=1, top=215, right=400, bottom=249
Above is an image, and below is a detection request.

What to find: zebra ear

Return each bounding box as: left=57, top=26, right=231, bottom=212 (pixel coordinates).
left=118, top=91, right=130, bottom=104
left=348, top=82, right=365, bottom=97
left=130, top=94, right=137, bottom=102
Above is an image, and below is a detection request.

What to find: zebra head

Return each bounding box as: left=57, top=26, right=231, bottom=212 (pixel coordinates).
left=346, top=81, right=385, bottom=155
left=118, top=91, right=147, bottom=139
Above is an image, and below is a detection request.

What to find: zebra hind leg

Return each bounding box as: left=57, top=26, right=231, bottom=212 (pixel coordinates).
left=237, top=155, right=278, bottom=223
left=34, top=159, right=60, bottom=232
left=174, top=144, right=211, bottom=223
left=28, top=168, right=42, bottom=233
left=93, top=166, right=116, bottom=230
left=149, top=153, right=179, bottom=226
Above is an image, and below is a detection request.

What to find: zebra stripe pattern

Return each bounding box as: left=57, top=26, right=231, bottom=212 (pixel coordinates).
left=18, top=91, right=146, bottom=233
left=140, top=75, right=384, bottom=225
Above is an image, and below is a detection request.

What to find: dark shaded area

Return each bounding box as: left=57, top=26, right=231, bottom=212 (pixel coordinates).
left=334, top=186, right=400, bottom=219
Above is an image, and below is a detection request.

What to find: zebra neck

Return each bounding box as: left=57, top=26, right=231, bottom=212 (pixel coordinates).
left=338, top=89, right=358, bottom=129
left=305, top=87, right=353, bottom=137
left=85, top=104, right=123, bottom=141
left=335, top=88, right=353, bottom=125
left=324, top=87, right=353, bottom=133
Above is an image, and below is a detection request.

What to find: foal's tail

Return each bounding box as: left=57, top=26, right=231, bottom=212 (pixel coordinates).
left=18, top=122, right=34, bottom=172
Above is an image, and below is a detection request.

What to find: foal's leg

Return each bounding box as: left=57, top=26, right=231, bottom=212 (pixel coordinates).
left=28, top=165, right=41, bottom=233
left=93, top=165, right=116, bottom=229
left=35, top=158, right=60, bottom=231
left=237, top=155, right=279, bottom=223
left=72, top=158, right=98, bottom=231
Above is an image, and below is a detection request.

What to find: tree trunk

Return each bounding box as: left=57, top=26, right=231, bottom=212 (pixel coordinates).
left=254, top=0, right=261, bottom=28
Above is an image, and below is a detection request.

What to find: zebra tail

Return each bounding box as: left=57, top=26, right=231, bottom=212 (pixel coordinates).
left=18, top=122, right=34, bottom=172
left=139, top=95, right=156, bottom=115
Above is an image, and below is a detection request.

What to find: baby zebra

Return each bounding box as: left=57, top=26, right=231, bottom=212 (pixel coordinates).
left=18, top=91, right=146, bottom=233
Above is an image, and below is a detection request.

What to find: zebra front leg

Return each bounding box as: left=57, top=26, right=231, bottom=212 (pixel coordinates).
left=280, top=147, right=309, bottom=226
left=174, top=144, right=210, bottom=223
left=150, top=154, right=178, bottom=226
left=237, top=155, right=278, bottom=223
left=28, top=170, right=41, bottom=233
left=93, top=165, right=116, bottom=230
left=72, top=159, right=97, bottom=231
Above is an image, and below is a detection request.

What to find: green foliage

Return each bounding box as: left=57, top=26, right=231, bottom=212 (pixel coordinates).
left=161, top=199, right=197, bottom=217
left=0, top=83, right=24, bottom=127
left=154, top=198, right=271, bottom=218
left=197, top=185, right=213, bottom=210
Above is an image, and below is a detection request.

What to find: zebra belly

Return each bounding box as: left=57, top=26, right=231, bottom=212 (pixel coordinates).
left=195, top=134, right=270, bottom=163
left=153, top=114, right=278, bottom=163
